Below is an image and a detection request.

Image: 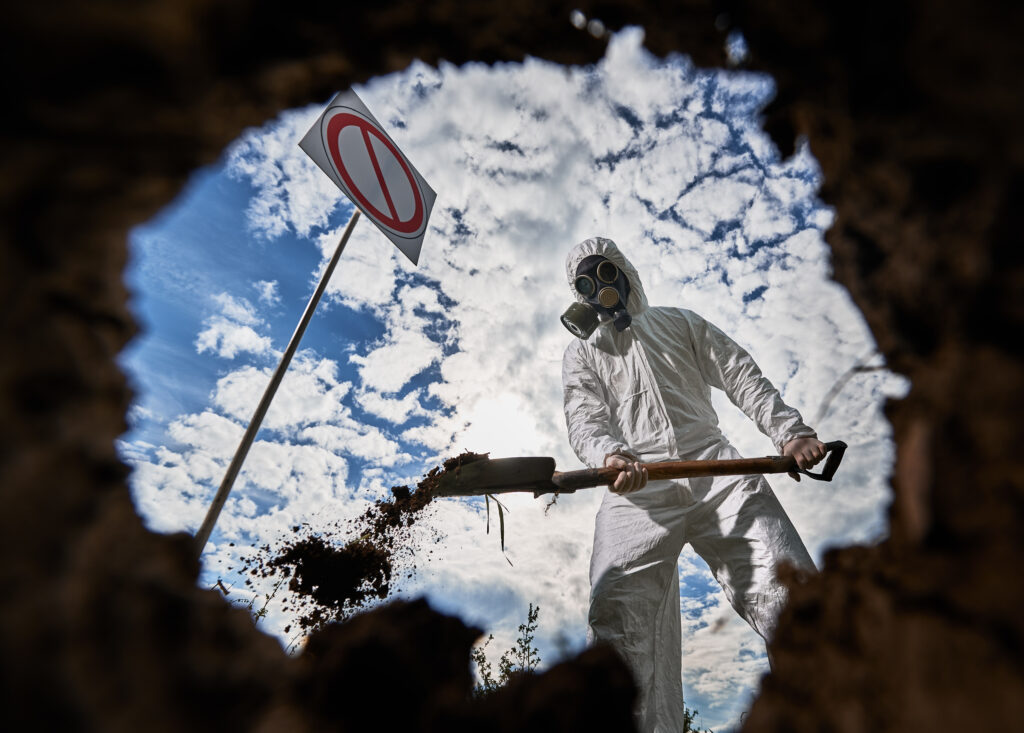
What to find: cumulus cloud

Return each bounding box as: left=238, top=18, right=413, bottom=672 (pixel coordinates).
left=195, top=293, right=273, bottom=359
left=212, top=293, right=262, bottom=325
left=125, top=348, right=413, bottom=552
left=300, top=423, right=410, bottom=466
left=225, top=106, right=346, bottom=239
left=210, top=356, right=351, bottom=430
left=355, top=387, right=429, bottom=424
left=255, top=280, right=281, bottom=305
left=195, top=319, right=272, bottom=359
left=349, top=327, right=442, bottom=394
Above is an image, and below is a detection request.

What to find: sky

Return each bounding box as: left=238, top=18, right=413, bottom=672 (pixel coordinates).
left=119, top=27, right=908, bottom=732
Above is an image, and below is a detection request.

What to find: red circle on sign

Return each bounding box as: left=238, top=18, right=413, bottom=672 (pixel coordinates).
left=324, top=111, right=425, bottom=235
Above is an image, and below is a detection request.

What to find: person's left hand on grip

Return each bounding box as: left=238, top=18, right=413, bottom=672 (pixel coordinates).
left=605, top=454, right=648, bottom=494
left=782, top=437, right=827, bottom=481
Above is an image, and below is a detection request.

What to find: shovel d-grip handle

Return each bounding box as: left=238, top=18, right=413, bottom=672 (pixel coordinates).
left=550, top=440, right=849, bottom=491
left=791, top=440, right=848, bottom=481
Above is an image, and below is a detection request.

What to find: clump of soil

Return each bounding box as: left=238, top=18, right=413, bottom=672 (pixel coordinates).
left=241, top=451, right=489, bottom=632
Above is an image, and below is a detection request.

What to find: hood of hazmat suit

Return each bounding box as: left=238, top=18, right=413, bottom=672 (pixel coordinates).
left=561, top=236, right=817, bottom=733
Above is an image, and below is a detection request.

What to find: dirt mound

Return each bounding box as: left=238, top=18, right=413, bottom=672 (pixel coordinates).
left=263, top=598, right=637, bottom=732
left=242, top=452, right=488, bottom=631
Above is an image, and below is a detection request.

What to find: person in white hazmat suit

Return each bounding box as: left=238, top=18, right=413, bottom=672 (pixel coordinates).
left=560, top=237, right=826, bottom=732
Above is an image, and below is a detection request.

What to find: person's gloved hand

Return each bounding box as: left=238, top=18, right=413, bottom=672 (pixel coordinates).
left=605, top=454, right=648, bottom=494
left=782, top=437, right=827, bottom=482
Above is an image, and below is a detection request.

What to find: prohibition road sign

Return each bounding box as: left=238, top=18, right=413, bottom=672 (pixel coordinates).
left=300, top=90, right=436, bottom=265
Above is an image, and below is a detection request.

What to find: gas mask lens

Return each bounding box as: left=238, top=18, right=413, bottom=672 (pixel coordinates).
left=575, top=261, right=620, bottom=297
left=574, top=275, right=596, bottom=297
left=596, top=260, right=619, bottom=283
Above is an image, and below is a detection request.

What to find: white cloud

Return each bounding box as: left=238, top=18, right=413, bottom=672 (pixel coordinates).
left=237, top=439, right=350, bottom=504
left=130, top=459, right=211, bottom=534
left=317, top=223, right=400, bottom=312
left=255, top=280, right=280, bottom=305
left=675, top=177, right=759, bottom=235
left=167, top=410, right=244, bottom=457
left=742, top=191, right=797, bottom=241
left=225, top=105, right=346, bottom=239
left=127, top=404, right=156, bottom=427
left=349, top=328, right=441, bottom=394
left=355, top=387, right=429, bottom=424
left=300, top=423, right=410, bottom=466
left=195, top=293, right=273, bottom=359
left=345, top=283, right=448, bottom=394
left=211, top=293, right=262, bottom=325
left=195, top=318, right=272, bottom=359
left=210, top=357, right=351, bottom=430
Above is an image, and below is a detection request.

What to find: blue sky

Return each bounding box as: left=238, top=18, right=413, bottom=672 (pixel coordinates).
left=119, top=28, right=907, bottom=732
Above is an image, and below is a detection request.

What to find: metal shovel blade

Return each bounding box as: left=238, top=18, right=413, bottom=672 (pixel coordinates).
left=434, top=457, right=557, bottom=497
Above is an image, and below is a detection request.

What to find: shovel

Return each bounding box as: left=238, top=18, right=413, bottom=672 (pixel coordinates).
left=435, top=441, right=848, bottom=498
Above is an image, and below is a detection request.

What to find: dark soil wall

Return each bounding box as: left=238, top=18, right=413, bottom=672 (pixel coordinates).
left=2, top=1, right=1020, bottom=730
left=730, top=2, right=1024, bottom=729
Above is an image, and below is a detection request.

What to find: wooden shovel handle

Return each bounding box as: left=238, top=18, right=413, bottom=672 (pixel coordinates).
left=551, top=441, right=847, bottom=491
left=552, top=456, right=795, bottom=491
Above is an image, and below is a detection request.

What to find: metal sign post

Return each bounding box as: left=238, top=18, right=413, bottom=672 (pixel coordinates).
left=194, top=89, right=435, bottom=558
left=193, top=210, right=360, bottom=556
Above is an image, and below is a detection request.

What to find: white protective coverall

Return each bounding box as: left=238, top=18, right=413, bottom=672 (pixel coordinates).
left=561, top=237, right=817, bottom=733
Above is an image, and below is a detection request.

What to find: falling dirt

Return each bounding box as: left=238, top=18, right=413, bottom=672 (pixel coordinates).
left=241, top=451, right=489, bottom=631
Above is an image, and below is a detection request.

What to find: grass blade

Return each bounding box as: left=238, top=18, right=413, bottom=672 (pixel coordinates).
left=497, top=500, right=505, bottom=551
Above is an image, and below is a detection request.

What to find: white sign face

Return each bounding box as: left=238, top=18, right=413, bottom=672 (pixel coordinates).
left=300, top=90, right=436, bottom=265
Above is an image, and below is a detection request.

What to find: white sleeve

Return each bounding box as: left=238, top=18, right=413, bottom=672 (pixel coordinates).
left=562, top=344, right=632, bottom=468
left=688, top=312, right=816, bottom=453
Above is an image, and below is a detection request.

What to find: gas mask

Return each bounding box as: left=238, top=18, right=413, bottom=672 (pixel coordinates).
left=560, top=255, right=632, bottom=339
